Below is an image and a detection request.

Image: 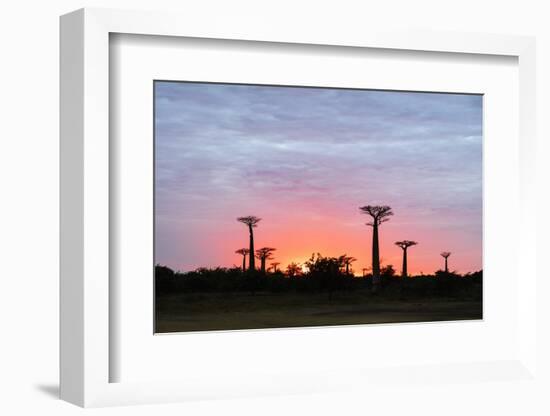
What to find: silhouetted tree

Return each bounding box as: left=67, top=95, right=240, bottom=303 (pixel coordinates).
left=395, top=240, right=418, bottom=278
left=237, top=216, right=261, bottom=270
left=155, top=264, right=176, bottom=295
left=256, top=247, right=276, bottom=274
left=270, top=262, right=280, bottom=273
left=441, top=252, right=451, bottom=273
left=359, top=205, right=394, bottom=292
left=380, top=264, right=396, bottom=279
left=235, top=248, right=250, bottom=272
left=154, top=263, right=483, bottom=300
left=305, top=253, right=346, bottom=298
left=286, top=262, right=302, bottom=277
left=343, top=256, right=357, bottom=275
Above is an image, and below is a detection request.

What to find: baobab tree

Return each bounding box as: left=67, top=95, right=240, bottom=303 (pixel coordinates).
left=235, top=248, right=250, bottom=272
left=394, top=240, right=418, bottom=278
left=359, top=205, right=394, bottom=291
left=237, top=216, right=261, bottom=270
left=255, top=247, right=276, bottom=274
left=270, top=262, right=280, bottom=273
left=343, top=256, right=357, bottom=275
left=441, top=252, right=451, bottom=273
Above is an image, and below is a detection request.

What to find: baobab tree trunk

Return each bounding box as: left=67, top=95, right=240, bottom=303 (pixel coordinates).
left=372, top=223, right=380, bottom=291
left=444, top=257, right=448, bottom=273
left=346, top=263, right=349, bottom=274
left=402, top=248, right=408, bottom=278
left=260, top=257, right=266, bottom=274
left=242, top=254, right=247, bottom=272
left=248, top=225, right=255, bottom=271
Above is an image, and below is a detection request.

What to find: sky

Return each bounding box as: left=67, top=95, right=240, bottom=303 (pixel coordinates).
left=155, top=81, right=482, bottom=275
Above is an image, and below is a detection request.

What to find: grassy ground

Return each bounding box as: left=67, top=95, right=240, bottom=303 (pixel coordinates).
left=155, top=290, right=482, bottom=333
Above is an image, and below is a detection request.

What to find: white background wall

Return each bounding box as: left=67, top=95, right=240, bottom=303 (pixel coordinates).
left=1, top=1, right=548, bottom=415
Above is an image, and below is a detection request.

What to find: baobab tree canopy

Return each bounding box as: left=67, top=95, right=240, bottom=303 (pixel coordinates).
left=441, top=252, right=451, bottom=258
left=395, top=240, right=418, bottom=250
left=359, top=205, right=394, bottom=226
left=237, top=216, right=261, bottom=227
left=256, top=247, right=276, bottom=259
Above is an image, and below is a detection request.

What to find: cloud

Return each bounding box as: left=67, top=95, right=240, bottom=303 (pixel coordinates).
left=155, top=81, right=482, bottom=273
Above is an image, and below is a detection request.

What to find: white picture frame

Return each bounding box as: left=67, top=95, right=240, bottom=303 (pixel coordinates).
left=60, top=7, right=537, bottom=408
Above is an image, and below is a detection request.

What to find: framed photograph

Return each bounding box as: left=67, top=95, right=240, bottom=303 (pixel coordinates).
left=153, top=80, right=483, bottom=334
left=60, top=8, right=538, bottom=408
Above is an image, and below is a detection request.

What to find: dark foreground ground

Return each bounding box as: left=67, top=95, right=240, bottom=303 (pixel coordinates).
left=155, top=290, right=482, bottom=333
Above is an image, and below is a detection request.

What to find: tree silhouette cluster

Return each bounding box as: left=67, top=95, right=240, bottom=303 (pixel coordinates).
left=155, top=263, right=482, bottom=300
left=156, top=204, right=476, bottom=299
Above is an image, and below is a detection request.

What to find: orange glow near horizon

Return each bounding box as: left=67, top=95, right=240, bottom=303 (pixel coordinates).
left=162, top=208, right=482, bottom=276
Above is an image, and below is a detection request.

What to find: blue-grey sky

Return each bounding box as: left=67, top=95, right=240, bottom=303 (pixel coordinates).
left=155, top=82, right=482, bottom=274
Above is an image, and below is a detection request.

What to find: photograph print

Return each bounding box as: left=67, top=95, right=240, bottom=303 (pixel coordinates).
left=154, top=81, right=482, bottom=333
